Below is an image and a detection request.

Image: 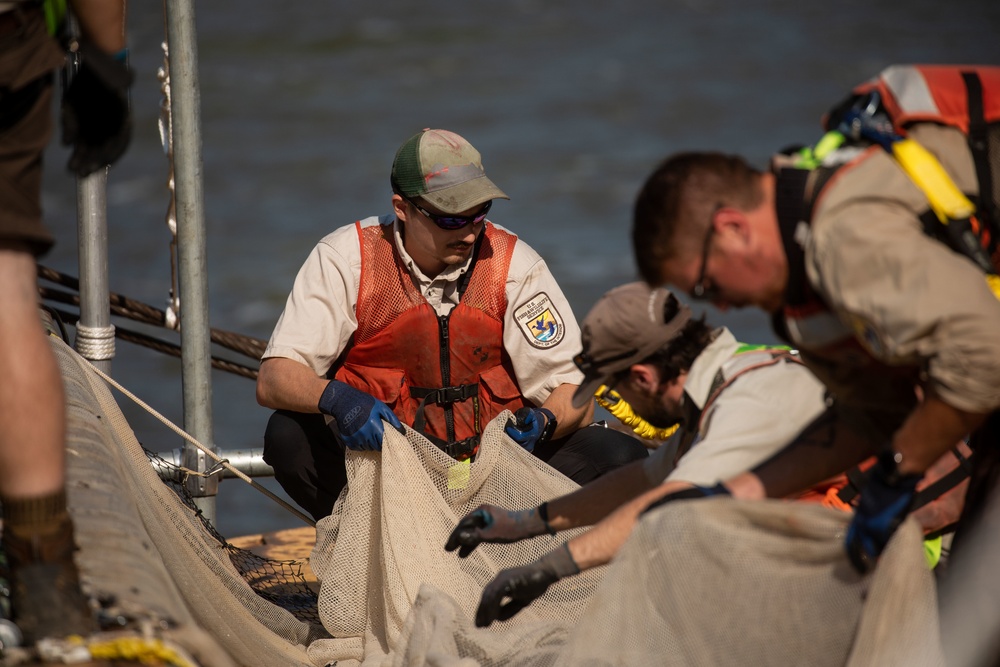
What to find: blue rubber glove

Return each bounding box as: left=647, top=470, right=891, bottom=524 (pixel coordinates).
left=504, top=407, right=555, bottom=452
left=318, top=380, right=405, bottom=451
left=845, top=449, right=921, bottom=574
left=642, top=483, right=730, bottom=515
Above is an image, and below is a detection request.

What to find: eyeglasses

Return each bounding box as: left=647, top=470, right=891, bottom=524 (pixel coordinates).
left=406, top=197, right=492, bottom=230
left=691, top=205, right=722, bottom=301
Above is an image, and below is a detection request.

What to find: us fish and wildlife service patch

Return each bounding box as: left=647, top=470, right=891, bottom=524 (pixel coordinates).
left=514, top=292, right=565, bottom=349
left=847, top=313, right=886, bottom=358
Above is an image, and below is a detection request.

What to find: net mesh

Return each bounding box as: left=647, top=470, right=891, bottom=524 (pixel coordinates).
left=307, top=422, right=944, bottom=667
left=307, top=417, right=601, bottom=666
left=147, top=451, right=322, bottom=628
left=55, top=332, right=945, bottom=667
left=55, top=335, right=319, bottom=666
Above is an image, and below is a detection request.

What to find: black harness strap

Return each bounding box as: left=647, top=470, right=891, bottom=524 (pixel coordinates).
left=962, top=70, right=999, bottom=249
left=409, top=383, right=480, bottom=434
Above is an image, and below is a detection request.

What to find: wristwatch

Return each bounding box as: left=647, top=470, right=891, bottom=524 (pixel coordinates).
left=538, top=408, right=558, bottom=444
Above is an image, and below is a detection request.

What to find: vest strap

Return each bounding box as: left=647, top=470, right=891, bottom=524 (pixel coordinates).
left=421, top=431, right=481, bottom=461
left=410, top=383, right=480, bottom=435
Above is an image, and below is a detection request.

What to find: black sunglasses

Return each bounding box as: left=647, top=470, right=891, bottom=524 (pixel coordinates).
left=691, top=205, right=722, bottom=301
left=406, top=197, right=492, bottom=230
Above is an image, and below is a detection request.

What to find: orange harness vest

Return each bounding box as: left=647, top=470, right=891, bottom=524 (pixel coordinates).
left=333, top=220, right=529, bottom=451
left=774, top=65, right=1000, bottom=355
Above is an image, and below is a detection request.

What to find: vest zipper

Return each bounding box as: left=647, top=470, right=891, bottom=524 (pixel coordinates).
left=438, top=314, right=456, bottom=442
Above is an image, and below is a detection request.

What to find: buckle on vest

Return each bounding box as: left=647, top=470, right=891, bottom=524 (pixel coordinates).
left=411, top=383, right=479, bottom=405
left=441, top=436, right=480, bottom=461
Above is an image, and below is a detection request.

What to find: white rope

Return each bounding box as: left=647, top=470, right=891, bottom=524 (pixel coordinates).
left=66, top=339, right=316, bottom=527
left=74, top=323, right=117, bottom=361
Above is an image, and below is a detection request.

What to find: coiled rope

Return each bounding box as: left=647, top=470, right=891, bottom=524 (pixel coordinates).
left=594, top=385, right=679, bottom=441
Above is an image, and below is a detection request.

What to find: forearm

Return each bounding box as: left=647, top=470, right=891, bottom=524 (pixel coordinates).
left=541, top=383, right=594, bottom=437
left=70, top=0, right=127, bottom=53
left=545, top=459, right=656, bottom=531
left=566, top=480, right=692, bottom=570
left=256, top=357, right=328, bottom=413
left=748, top=407, right=879, bottom=499
left=893, top=394, right=986, bottom=475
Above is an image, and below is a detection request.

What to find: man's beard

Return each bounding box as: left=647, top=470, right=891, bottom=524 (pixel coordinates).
left=644, top=407, right=682, bottom=430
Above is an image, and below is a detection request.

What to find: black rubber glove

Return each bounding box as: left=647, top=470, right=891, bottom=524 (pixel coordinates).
left=61, top=40, right=133, bottom=177
left=475, top=543, right=580, bottom=627
left=445, top=503, right=555, bottom=558
left=845, top=449, right=921, bottom=574
left=642, top=482, right=730, bottom=515
left=318, top=380, right=405, bottom=451
left=504, top=407, right=556, bottom=452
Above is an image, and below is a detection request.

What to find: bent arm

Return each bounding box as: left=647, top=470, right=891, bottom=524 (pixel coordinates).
left=893, top=394, right=985, bottom=475
left=726, top=407, right=880, bottom=500
left=565, top=480, right=694, bottom=571
left=541, top=383, right=594, bottom=437
left=544, top=458, right=656, bottom=531
left=256, top=357, right=329, bottom=413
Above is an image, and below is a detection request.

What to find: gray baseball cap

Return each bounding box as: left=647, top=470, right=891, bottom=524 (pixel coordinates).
left=390, top=129, right=509, bottom=214
left=571, top=282, right=692, bottom=408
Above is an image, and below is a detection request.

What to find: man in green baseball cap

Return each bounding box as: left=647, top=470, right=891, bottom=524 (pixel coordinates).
left=257, top=128, right=648, bottom=521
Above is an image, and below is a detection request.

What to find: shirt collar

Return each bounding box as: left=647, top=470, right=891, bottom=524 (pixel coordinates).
left=683, top=327, right=739, bottom=409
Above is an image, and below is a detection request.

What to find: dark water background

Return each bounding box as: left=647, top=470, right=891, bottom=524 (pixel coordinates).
left=39, top=0, right=999, bottom=537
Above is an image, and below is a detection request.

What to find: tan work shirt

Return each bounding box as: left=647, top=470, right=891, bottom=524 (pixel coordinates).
left=795, top=123, right=1000, bottom=442
left=263, top=215, right=584, bottom=406
left=643, top=328, right=828, bottom=486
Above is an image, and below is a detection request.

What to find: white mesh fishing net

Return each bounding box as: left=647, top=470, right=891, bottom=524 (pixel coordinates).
left=55, top=331, right=945, bottom=667
left=308, top=419, right=943, bottom=667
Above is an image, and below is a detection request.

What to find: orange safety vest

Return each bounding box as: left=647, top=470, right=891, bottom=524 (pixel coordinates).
left=332, top=219, right=529, bottom=453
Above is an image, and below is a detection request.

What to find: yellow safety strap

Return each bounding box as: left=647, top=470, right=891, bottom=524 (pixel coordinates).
left=891, top=138, right=976, bottom=223
left=595, top=385, right=679, bottom=441
left=889, top=137, right=1000, bottom=299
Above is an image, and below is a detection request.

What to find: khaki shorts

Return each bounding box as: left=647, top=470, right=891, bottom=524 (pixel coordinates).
left=0, top=6, right=66, bottom=257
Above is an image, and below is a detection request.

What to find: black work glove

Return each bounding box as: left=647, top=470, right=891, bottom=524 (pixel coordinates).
left=445, top=503, right=555, bottom=558
left=61, top=40, right=133, bottom=177
left=475, top=543, right=580, bottom=627
left=845, top=449, right=921, bottom=574
left=641, top=482, right=730, bottom=516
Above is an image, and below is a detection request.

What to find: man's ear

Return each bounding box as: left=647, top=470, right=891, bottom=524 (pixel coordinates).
left=715, top=206, right=751, bottom=245
left=627, top=364, right=659, bottom=393
left=392, top=194, right=409, bottom=221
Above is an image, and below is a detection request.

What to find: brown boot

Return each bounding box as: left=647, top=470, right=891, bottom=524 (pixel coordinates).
left=1, top=491, right=97, bottom=644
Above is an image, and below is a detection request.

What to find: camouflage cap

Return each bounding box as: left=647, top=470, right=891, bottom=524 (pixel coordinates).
left=571, top=282, right=692, bottom=408
left=390, top=129, right=509, bottom=214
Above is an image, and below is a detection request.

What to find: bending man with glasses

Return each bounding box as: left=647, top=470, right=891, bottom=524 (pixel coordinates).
left=446, top=282, right=836, bottom=627
left=257, top=129, right=648, bottom=521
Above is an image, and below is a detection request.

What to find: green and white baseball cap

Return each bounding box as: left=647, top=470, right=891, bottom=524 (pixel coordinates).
left=391, top=129, right=509, bottom=214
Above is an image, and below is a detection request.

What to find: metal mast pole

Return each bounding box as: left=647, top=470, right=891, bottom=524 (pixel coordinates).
left=163, top=0, right=217, bottom=523
left=75, top=173, right=114, bottom=375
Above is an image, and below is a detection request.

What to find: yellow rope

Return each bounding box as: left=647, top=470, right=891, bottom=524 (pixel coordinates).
left=595, top=385, right=679, bottom=441
left=87, top=637, right=198, bottom=667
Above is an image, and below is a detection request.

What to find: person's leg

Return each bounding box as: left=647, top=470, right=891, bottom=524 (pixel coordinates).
left=0, top=244, right=96, bottom=642
left=534, top=424, right=649, bottom=485
left=263, top=410, right=347, bottom=521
